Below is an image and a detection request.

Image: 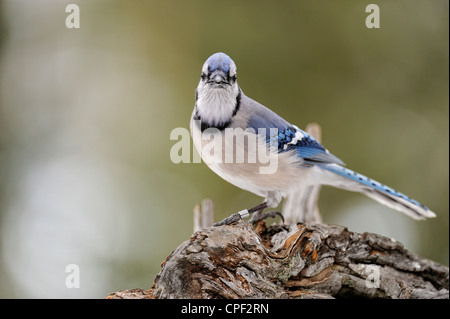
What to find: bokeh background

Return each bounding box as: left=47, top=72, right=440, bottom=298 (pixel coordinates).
left=0, top=0, right=448, bottom=298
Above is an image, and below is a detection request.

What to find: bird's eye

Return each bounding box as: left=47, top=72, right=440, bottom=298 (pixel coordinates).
left=231, top=74, right=237, bottom=82
left=201, top=73, right=207, bottom=81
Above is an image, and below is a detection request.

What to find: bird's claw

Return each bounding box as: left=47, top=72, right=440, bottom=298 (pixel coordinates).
left=249, top=211, right=284, bottom=224
left=214, top=202, right=284, bottom=226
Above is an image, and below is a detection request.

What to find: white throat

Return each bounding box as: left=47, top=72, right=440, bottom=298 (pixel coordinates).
left=196, top=87, right=239, bottom=127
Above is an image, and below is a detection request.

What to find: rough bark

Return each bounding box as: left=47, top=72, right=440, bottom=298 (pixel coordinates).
left=107, top=221, right=449, bottom=299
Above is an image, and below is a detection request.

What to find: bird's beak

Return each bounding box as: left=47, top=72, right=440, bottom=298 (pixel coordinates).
left=208, top=72, right=229, bottom=86
left=213, top=74, right=226, bottom=83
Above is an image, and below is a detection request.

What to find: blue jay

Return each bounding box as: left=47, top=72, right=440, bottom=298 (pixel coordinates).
left=190, top=52, right=436, bottom=225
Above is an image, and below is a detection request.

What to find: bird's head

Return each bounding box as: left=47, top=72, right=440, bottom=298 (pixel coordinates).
left=197, top=52, right=239, bottom=96
left=194, top=52, right=241, bottom=129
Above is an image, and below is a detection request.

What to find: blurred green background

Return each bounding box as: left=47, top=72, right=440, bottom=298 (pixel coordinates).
left=0, top=0, right=448, bottom=298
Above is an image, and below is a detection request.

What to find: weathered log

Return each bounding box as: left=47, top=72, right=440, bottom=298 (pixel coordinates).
left=107, top=220, right=449, bottom=299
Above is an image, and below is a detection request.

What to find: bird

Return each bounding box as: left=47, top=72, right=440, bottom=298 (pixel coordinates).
left=190, top=52, right=436, bottom=225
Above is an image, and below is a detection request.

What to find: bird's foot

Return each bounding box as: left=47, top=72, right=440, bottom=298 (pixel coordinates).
left=214, top=202, right=268, bottom=226
left=249, top=210, right=285, bottom=224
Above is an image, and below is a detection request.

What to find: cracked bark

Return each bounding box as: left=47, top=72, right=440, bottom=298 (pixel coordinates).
left=107, top=221, right=449, bottom=299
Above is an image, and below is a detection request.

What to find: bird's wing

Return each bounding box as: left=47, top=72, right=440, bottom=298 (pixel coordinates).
left=271, top=125, right=345, bottom=166
left=243, top=96, right=344, bottom=166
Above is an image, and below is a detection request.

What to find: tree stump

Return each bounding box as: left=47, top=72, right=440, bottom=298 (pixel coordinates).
left=107, top=220, right=449, bottom=299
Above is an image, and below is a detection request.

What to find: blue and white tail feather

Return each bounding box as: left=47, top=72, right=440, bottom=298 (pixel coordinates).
left=316, top=163, right=436, bottom=220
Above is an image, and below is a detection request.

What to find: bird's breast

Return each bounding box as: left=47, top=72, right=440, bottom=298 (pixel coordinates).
left=190, top=120, right=303, bottom=194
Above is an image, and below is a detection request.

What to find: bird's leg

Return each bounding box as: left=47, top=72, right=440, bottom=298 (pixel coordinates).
left=214, top=202, right=285, bottom=226
left=214, top=202, right=268, bottom=226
